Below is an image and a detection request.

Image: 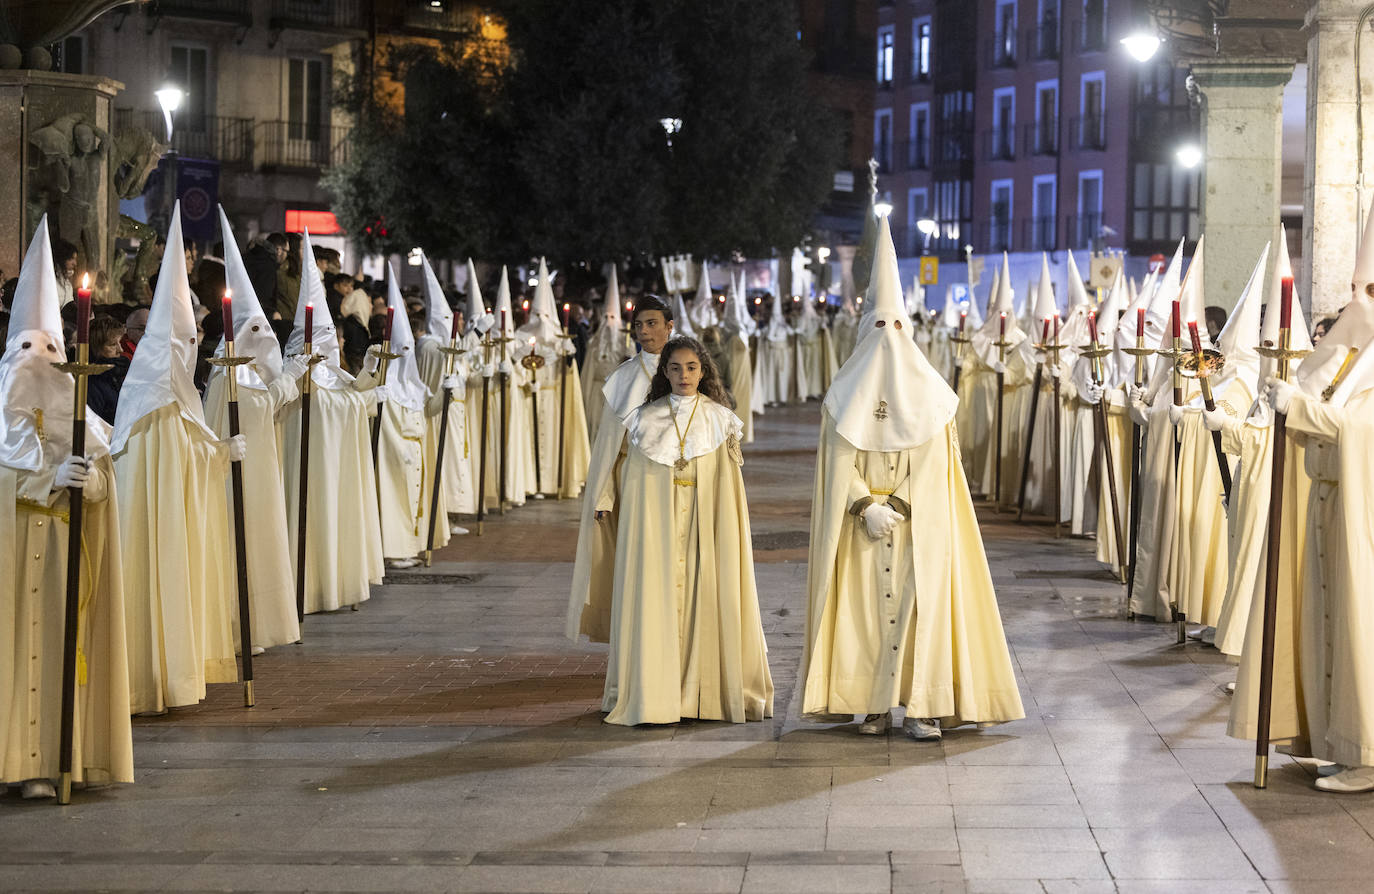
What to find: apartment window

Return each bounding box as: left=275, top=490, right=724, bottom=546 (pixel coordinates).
left=877, top=26, right=895, bottom=87
left=913, top=18, right=932, bottom=81
left=874, top=109, right=893, bottom=173
left=909, top=188, right=931, bottom=253
left=991, top=179, right=1014, bottom=252
left=992, top=87, right=1015, bottom=161
left=288, top=57, right=325, bottom=142
left=170, top=43, right=210, bottom=132
left=937, top=91, right=973, bottom=163
left=1031, top=174, right=1057, bottom=251
left=1036, top=0, right=1060, bottom=59
left=994, top=0, right=1017, bottom=66
left=1034, top=80, right=1058, bottom=155
left=1079, top=71, right=1106, bottom=150
left=936, top=179, right=971, bottom=245
left=909, top=102, right=931, bottom=169
left=1077, top=170, right=1104, bottom=248
left=1082, top=0, right=1107, bottom=51
left=58, top=35, right=85, bottom=74
left=1131, top=162, right=1199, bottom=243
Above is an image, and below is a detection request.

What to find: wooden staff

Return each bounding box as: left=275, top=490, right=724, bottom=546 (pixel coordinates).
left=1253, top=274, right=1306, bottom=789
left=206, top=292, right=256, bottom=707
left=475, top=326, right=495, bottom=535
left=423, top=313, right=465, bottom=565
left=53, top=277, right=110, bottom=804
left=293, top=304, right=318, bottom=626
left=370, top=306, right=401, bottom=469
left=557, top=303, right=573, bottom=499
left=950, top=311, right=969, bottom=394
left=1158, top=299, right=1188, bottom=641
left=1049, top=314, right=1063, bottom=538
left=493, top=311, right=513, bottom=514
left=993, top=312, right=1011, bottom=510
left=1016, top=318, right=1050, bottom=522
left=1183, top=321, right=1233, bottom=502
left=522, top=342, right=546, bottom=495
left=1082, top=311, right=1126, bottom=583
left=1123, top=306, right=1154, bottom=615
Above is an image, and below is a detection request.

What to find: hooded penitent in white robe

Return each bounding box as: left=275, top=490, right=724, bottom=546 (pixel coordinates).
left=516, top=259, right=591, bottom=499
left=601, top=391, right=774, bottom=726
left=801, top=217, right=1023, bottom=726
left=113, top=206, right=239, bottom=713
left=0, top=218, right=133, bottom=786
left=479, top=268, right=536, bottom=507
left=279, top=231, right=384, bottom=613
left=794, top=295, right=837, bottom=400
left=1015, top=255, right=1060, bottom=518
left=718, top=275, right=756, bottom=443
left=416, top=252, right=474, bottom=517
left=375, top=269, right=450, bottom=560
left=566, top=351, right=659, bottom=643
left=582, top=266, right=631, bottom=437
left=457, top=259, right=495, bottom=514
left=203, top=207, right=301, bottom=651
left=753, top=290, right=795, bottom=406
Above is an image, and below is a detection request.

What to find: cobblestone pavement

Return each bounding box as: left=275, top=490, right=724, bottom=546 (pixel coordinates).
left=3, top=402, right=1372, bottom=892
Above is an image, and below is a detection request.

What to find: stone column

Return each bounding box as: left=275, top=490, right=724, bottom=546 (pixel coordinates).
left=1192, top=60, right=1293, bottom=314
left=1303, top=0, right=1373, bottom=320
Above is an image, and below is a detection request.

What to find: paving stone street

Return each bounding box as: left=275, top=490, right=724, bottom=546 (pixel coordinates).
left=2, top=402, right=1371, bottom=893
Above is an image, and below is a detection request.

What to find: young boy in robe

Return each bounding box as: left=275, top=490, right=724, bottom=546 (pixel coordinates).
left=600, top=336, right=774, bottom=726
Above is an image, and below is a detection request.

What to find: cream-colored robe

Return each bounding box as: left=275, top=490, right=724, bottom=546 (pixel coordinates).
left=959, top=351, right=1033, bottom=505
left=1169, top=378, right=1248, bottom=627
left=376, top=399, right=450, bottom=560
left=795, top=327, right=836, bottom=400
left=1094, top=395, right=1131, bottom=573
left=1018, top=364, right=1059, bottom=517
left=722, top=336, right=755, bottom=443
left=203, top=372, right=301, bottom=650
left=0, top=458, right=133, bottom=785
left=833, top=313, right=860, bottom=364
left=566, top=354, right=655, bottom=643
left=1130, top=378, right=1200, bottom=620
left=602, top=399, right=774, bottom=726
left=279, top=383, right=384, bottom=613
left=753, top=336, right=794, bottom=406
left=116, top=405, right=238, bottom=713
left=526, top=354, right=590, bottom=499
left=480, top=366, right=535, bottom=507
left=801, top=413, right=1024, bottom=724
left=417, top=335, right=475, bottom=516
left=581, top=328, right=630, bottom=440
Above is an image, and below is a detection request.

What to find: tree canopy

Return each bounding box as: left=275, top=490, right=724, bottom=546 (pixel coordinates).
left=324, top=0, right=841, bottom=268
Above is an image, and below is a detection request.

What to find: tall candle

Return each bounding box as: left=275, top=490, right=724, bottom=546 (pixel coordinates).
left=221, top=289, right=234, bottom=342
left=1171, top=300, right=1181, bottom=339
left=959, top=311, right=967, bottom=335
left=1053, top=313, right=1061, bottom=343
left=1280, top=275, right=1294, bottom=329
left=999, top=311, right=1007, bottom=338
left=1137, top=307, right=1145, bottom=338
left=384, top=306, right=395, bottom=343
left=1040, top=318, right=1050, bottom=343
left=450, top=309, right=461, bottom=341
left=304, top=303, right=313, bottom=344
left=1088, top=310, right=1098, bottom=344
left=562, top=302, right=570, bottom=330
left=75, top=273, right=91, bottom=344
left=1188, top=320, right=1204, bottom=355
left=501, top=309, right=507, bottom=333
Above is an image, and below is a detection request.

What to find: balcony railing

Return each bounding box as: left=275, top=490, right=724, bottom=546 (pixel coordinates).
left=1029, top=23, right=1060, bottom=60
left=401, top=0, right=473, bottom=32
left=1067, top=213, right=1104, bottom=250
left=1021, top=121, right=1058, bottom=156
left=270, top=0, right=366, bottom=32
left=114, top=110, right=256, bottom=167
left=1078, top=16, right=1108, bottom=52
left=1023, top=215, right=1058, bottom=252
left=982, top=128, right=1016, bottom=162
left=934, top=131, right=973, bottom=165
left=894, top=138, right=930, bottom=171
left=143, top=0, right=252, bottom=24
left=1072, top=113, right=1108, bottom=151
left=985, top=35, right=1017, bottom=69
left=983, top=219, right=1015, bottom=253
left=258, top=121, right=354, bottom=169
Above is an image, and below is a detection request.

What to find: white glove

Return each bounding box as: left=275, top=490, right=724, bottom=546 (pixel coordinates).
left=992, top=360, right=1007, bottom=375
left=1168, top=403, right=1184, bottom=426
left=1128, top=396, right=1151, bottom=428
left=373, top=384, right=392, bottom=404
left=861, top=502, right=901, bottom=539
left=477, top=363, right=496, bottom=380
left=362, top=349, right=381, bottom=376
left=472, top=312, right=495, bottom=334
left=226, top=434, right=247, bottom=463
left=498, top=360, right=514, bottom=376
left=1084, top=381, right=1104, bottom=405
left=280, top=354, right=310, bottom=382
left=54, top=455, right=89, bottom=489
left=1265, top=376, right=1296, bottom=414
left=1129, top=385, right=1148, bottom=405
left=441, top=374, right=464, bottom=394
left=1202, top=407, right=1229, bottom=432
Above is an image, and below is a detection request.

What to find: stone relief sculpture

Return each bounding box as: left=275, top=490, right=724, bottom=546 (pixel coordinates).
left=27, top=112, right=110, bottom=265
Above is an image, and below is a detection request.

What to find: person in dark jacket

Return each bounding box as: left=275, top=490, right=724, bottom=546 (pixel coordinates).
left=243, top=233, right=286, bottom=319
left=87, top=314, right=130, bottom=424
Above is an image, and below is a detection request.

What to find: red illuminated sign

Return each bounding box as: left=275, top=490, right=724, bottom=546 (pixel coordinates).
left=285, top=209, right=344, bottom=235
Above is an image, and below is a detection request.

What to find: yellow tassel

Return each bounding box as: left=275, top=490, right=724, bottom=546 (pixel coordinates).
left=77, top=648, right=87, bottom=686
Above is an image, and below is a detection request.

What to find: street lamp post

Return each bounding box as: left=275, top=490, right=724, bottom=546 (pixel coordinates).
left=155, top=85, right=184, bottom=237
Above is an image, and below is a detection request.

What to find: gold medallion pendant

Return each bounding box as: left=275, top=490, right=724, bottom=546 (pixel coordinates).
left=674, top=456, right=688, bottom=471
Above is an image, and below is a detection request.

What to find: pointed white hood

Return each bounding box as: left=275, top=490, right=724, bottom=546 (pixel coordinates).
left=0, top=216, right=110, bottom=469
left=672, top=290, right=697, bottom=339
left=586, top=263, right=629, bottom=368
left=761, top=287, right=791, bottom=343
left=1087, top=270, right=1125, bottom=386
left=381, top=265, right=429, bottom=412
left=603, top=264, right=624, bottom=330
left=464, top=259, right=493, bottom=336
left=971, top=254, right=1023, bottom=365
left=419, top=252, right=455, bottom=343
left=720, top=271, right=756, bottom=343
left=216, top=206, right=283, bottom=390
left=688, top=261, right=720, bottom=332
left=1057, top=251, right=1094, bottom=361
left=1032, top=254, right=1057, bottom=324
left=518, top=257, right=564, bottom=345
left=1209, top=243, right=1269, bottom=396
left=113, top=203, right=217, bottom=454
left=285, top=229, right=351, bottom=390
left=1353, top=194, right=1374, bottom=299
left=1178, top=235, right=1209, bottom=346
left=797, top=286, right=823, bottom=337
left=823, top=216, right=957, bottom=451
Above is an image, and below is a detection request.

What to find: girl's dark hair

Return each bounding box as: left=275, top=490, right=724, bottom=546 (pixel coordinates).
left=645, top=336, right=734, bottom=409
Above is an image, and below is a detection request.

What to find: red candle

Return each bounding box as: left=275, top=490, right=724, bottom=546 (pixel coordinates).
left=522, top=299, right=529, bottom=312
left=1280, top=275, right=1294, bottom=330
left=1188, top=320, right=1204, bottom=355
left=75, top=273, right=91, bottom=344
left=1040, top=318, right=1050, bottom=343
left=501, top=309, right=507, bottom=333
left=221, top=290, right=234, bottom=343
left=449, top=309, right=461, bottom=341
left=1088, top=310, right=1098, bottom=343
left=959, top=311, right=967, bottom=335
left=1137, top=307, right=1145, bottom=338
left=562, top=302, right=570, bottom=330
left=999, top=311, right=1007, bottom=338
left=384, top=306, right=395, bottom=343
left=304, top=303, right=313, bottom=342
left=1053, top=313, right=1061, bottom=343
left=1171, top=300, right=1181, bottom=339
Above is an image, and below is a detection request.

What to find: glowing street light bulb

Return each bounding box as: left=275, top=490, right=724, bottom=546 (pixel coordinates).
left=1120, top=31, right=1161, bottom=62
left=916, top=218, right=938, bottom=236
left=1175, top=144, right=1203, bottom=169
left=874, top=195, right=894, bottom=218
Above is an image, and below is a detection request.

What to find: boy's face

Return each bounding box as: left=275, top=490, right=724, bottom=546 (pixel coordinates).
left=632, top=309, right=673, bottom=354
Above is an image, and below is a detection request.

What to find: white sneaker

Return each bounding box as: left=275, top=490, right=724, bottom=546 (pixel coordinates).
left=1315, top=766, right=1374, bottom=793
left=21, top=779, right=55, bottom=799
left=858, top=712, right=891, bottom=735
left=902, top=716, right=942, bottom=741
left=1316, top=762, right=1346, bottom=778
left=1200, top=627, right=1217, bottom=645
left=450, top=524, right=470, bottom=535
left=251, top=646, right=265, bottom=656
left=533, top=493, right=546, bottom=500
left=1186, top=626, right=1207, bottom=641
left=386, top=557, right=421, bottom=570
left=1225, top=681, right=1236, bottom=694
